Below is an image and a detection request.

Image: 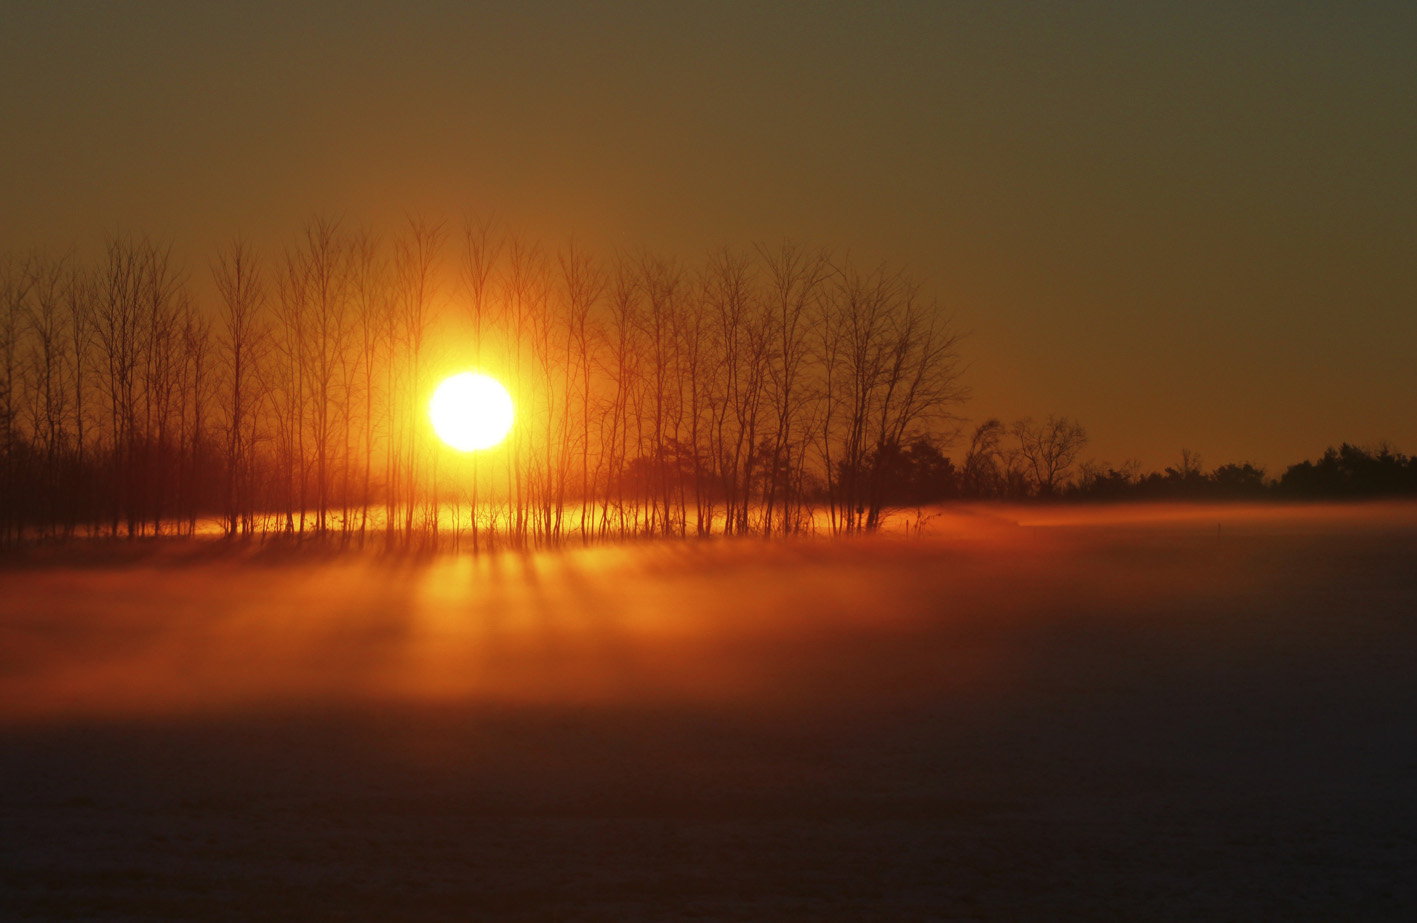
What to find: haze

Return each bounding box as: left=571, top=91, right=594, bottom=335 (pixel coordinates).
left=3, top=1, right=1414, bottom=471
left=5, top=503, right=1417, bottom=917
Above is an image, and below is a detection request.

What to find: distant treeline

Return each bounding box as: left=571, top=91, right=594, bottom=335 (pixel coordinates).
left=1072, top=443, right=1417, bottom=502
left=1, top=222, right=969, bottom=547
left=865, top=435, right=1417, bottom=506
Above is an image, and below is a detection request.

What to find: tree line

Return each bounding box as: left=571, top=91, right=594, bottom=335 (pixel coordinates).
left=869, top=436, right=1417, bottom=506
left=1067, top=443, right=1417, bottom=501
left=7, top=220, right=1405, bottom=550
left=0, top=221, right=969, bottom=547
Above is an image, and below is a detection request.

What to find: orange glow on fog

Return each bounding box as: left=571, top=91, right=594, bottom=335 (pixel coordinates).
left=6, top=502, right=1416, bottom=725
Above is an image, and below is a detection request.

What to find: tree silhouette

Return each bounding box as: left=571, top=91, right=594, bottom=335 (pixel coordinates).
left=1012, top=414, right=1087, bottom=497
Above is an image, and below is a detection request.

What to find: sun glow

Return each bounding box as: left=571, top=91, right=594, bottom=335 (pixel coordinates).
left=430, top=372, right=514, bottom=451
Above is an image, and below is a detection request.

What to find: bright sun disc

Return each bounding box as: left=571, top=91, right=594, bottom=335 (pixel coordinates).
left=430, top=372, right=514, bottom=451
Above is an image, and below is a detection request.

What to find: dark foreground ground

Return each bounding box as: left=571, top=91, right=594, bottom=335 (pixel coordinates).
left=3, top=503, right=1416, bottom=920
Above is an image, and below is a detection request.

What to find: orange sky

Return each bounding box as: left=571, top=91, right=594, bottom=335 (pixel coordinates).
left=3, top=1, right=1414, bottom=473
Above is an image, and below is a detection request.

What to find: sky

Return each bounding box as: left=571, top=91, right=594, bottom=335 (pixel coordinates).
left=2, top=0, right=1414, bottom=473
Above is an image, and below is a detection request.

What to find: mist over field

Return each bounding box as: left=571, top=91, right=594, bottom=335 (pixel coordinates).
left=3, top=502, right=1416, bottom=919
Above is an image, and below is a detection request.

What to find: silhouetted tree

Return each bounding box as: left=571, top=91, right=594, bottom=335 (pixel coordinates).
left=1280, top=443, right=1417, bottom=498
left=213, top=239, right=267, bottom=536
left=961, top=418, right=1006, bottom=498
left=1012, top=414, right=1087, bottom=496
left=1211, top=462, right=1267, bottom=497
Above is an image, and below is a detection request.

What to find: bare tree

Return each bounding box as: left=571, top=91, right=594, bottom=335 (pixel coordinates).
left=272, top=243, right=310, bottom=534
left=600, top=254, right=642, bottom=537
left=558, top=241, right=605, bottom=541
left=350, top=230, right=388, bottom=537
left=94, top=236, right=182, bottom=537
left=22, top=254, right=69, bottom=533
left=95, top=239, right=141, bottom=536
left=460, top=217, right=503, bottom=549
left=299, top=218, right=350, bottom=533
left=1012, top=414, right=1088, bottom=496
left=175, top=295, right=213, bottom=533
left=213, top=238, right=267, bottom=536
left=961, top=418, right=1006, bottom=498
left=702, top=247, right=767, bottom=535
left=393, top=215, right=446, bottom=538
left=820, top=258, right=968, bottom=531
left=635, top=252, right=684, bottom=536
left=66, top=264, right=97, bottom=535
left=1, top=255, right=33, bottom=542
left=758, top=241, right=828, bottom=535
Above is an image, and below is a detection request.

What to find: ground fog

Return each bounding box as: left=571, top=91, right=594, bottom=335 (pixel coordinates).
left=3, top=502, right=1416, bottom=920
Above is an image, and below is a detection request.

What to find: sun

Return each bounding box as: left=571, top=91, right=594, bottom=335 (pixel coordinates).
left=430, top=372, right=514, bottom=451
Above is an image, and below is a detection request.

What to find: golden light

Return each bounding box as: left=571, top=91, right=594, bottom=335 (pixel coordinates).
left=430, top=372, right=514, bottom=451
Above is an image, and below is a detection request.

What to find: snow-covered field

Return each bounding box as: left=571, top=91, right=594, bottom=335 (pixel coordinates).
left=3, top=503, right=1416, bottom=920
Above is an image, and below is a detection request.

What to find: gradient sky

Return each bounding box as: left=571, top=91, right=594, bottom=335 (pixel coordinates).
left=3, top=1, right=1414, bottom=472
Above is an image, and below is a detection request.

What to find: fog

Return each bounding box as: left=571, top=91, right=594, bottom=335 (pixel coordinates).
left=0, top=501, right=1329, bottom=723
left=3, top=502, right=1416, bottom=919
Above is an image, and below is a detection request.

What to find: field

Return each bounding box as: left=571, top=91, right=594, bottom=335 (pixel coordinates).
left=3, top=503, right=1416, bottom=920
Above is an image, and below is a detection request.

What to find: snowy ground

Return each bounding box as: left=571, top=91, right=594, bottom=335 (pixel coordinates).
left=2, top=503, right=1416, bottom=920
